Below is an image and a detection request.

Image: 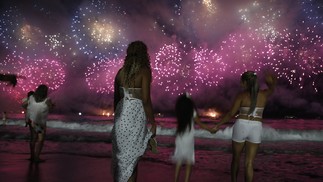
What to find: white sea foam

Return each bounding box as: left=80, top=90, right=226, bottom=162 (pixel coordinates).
left=5, top=119, right=323, bottom=142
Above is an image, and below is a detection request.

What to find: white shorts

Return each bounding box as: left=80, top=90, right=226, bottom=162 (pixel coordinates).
left=232, top=119, right=262, bottom=144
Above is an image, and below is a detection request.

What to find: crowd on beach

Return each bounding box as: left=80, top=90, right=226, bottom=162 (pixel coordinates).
left=1, top=40, right=276, bottom=182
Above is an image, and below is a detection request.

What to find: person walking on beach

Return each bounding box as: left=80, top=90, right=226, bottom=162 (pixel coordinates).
left=2, top=111, right=7, bottom=125
left=22, top=91, right=34, bottom=127
left=172, top=93, right=213, bottom=182
left=27, top=84, right=54, bottom=162
left=212, top=71, right=276, bottom=182
left=111, top=41, right=157, bottom=182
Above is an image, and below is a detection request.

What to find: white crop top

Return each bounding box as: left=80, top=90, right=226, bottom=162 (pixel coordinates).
left=239, top=107, right=264, bottom=119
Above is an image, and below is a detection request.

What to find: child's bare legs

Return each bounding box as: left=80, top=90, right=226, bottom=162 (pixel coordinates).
left=175, top=161, right=182, bottom=182
left=175, top=160, right=192, bottom=182
left=184, top=161, right=192, bottom=182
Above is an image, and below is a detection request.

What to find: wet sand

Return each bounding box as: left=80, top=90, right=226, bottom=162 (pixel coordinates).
left=0, top=152, right=221, bottom=182
left=0, top=147, right=223, bottom=182
left=1, top=125, right=323, bottom=182
left=1, top=141, right=323, bottom=182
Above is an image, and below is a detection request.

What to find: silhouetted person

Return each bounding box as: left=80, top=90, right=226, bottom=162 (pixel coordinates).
left=2, top=111, right=7, bottom=125
left=22, top=91, right=34, bottom=127
left=27, top=84, right=54, bottom=162
left=112, top=41, right=157, bottom=182
left=172, top=93, right=212, bottom=182
left=212, top=71, right=276, bottom=182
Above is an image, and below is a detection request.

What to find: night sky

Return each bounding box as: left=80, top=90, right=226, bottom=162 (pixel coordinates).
left=0, top=0, right=323, bottom=118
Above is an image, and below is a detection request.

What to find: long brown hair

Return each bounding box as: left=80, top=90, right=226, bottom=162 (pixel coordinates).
left=175, top=93, right=196, bottom=135
left=241, top=71, right=259, bottom=114
left=123, top=41, right=151, bottom=87
left=34, top=84, right=48, bottom=103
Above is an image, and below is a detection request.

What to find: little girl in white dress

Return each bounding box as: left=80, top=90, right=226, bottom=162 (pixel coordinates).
left=171, top=93, right=212, bottom=182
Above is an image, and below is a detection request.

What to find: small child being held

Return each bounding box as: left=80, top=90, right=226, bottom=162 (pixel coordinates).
left=22, top=91, right=34, bottom=127
left=27, top=84, right=54, bottom=162
left=171, top=93, right=213, bottom=182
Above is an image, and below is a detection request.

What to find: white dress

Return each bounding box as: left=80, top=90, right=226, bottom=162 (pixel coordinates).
left=112, top=87, right=153, bottom=182
left=172, top=110, right=196, bottom=164
left=27, top=95, right=49, bottom=132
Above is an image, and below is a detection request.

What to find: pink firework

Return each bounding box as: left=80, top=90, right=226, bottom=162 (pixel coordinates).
left=268, top=27, right=323, bottom=90
left=85, top=58, right=123, bottom=93
left=192, top=47, right=227, bottom=87
left=152, top=41, right=226, bottom=95
left=152, top=43, right=184, bottom=95
left=217, top=32, right=271, bottom=77
left=0, top=54, right=24, bottom=92
left=0, top=54, right=66, bottom=100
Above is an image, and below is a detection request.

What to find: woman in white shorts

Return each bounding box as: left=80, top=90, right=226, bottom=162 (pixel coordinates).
left=213, top=71, right=276, bottom=182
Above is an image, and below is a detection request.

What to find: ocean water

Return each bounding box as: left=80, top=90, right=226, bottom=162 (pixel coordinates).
left=2, top=114, right=323, bottom=142
left=1, top=114, right=323, bottom=181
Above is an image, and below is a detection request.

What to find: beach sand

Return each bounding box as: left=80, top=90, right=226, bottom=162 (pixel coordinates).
left=1, top=125, right=323, bottom=182
left=1, top=141, right=323, bottom=182
left=0, top=141, right=222, bottom=182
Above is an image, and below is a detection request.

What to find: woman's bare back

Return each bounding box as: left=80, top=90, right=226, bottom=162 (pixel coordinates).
left=116, top=67, right=150, bottom=88
left=240, top=90, right=269, bottom=108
